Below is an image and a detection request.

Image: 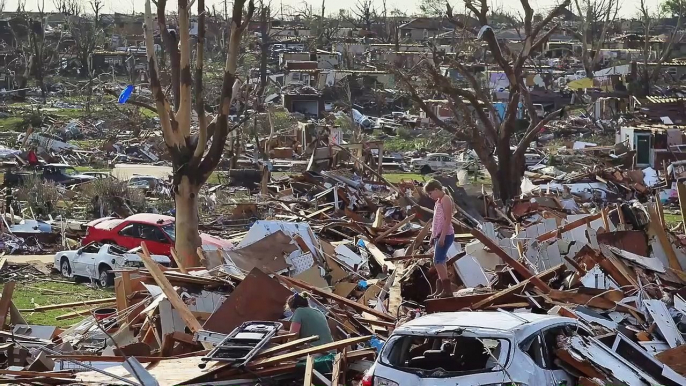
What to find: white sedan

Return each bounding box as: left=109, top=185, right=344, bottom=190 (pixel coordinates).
left=54, top=242, right=171, bottom=287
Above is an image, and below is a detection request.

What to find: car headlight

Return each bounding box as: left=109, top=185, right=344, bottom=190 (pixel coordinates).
left=124, top=261, right=143, bottom=268
left=373, top=377, right=399, bottom=386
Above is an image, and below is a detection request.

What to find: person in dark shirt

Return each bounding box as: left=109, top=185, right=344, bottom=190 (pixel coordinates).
left=286, top=292, right=333, bottom=347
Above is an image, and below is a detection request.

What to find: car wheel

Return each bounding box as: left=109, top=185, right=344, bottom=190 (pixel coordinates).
left=98, top=268, right=114, bottom=288
left=60, top=258, right=72, bottom=278
left=420, top=164, right=432, bottom=175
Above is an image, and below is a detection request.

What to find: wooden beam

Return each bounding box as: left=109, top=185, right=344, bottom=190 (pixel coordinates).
left=372, top=208, right=384, bottom=229
left=0, top=282, right=15, bottom=329
left=0, top=369, right=74, bottom=379
left=55, top=307, right=100, bottom=321
left=139, top=242, right=204, bottom=334
left=647, top=204, right=683, bottom=270
left=406, top=221, right=431, bottom=255
left=360, top=238, right=395, bottom=271
left=303, top=355, right=314, bottom=386
left=469, top=264, right=565, bottom=309
left=537, top=212, right=603, bottom=242
left=470, top=226, right=552, bottom=293
left=255, top=335, right=319, bottom=359
left=278, top=275, right=394, bottom=321
left=247, top=335, right=371, bottom=369
left=374, top=214, right=416, bottom=243
left=331, top=352, right=342, bottom=386
left=20, top=297, right=115, bottom=312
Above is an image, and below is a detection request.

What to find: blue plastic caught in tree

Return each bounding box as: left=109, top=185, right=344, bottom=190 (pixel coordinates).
left=118, top=85, right=134, bottom=104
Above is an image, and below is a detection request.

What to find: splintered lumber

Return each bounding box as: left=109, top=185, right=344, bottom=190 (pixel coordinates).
left=374, top=214, right=416, bottom=243
left=372, top=208, right=384, bottom=228
left=469, top=264, right=565, bottom=310
left=20, top=297, right=116, bottom=312
left=546, top=289, right=628, bottom=311
left=139, top=242, right=203, bottom=334
left=255, top=335, right=319, bottom=359
left=0, top=370, right=75, bottom=379
left=303, top=355, right=314, bottom=386
left=469, top=226, right=552, bottom=293
left=0, top=281, right=15, bottom=328
left=331, top=352, right=342, bottom=386
left=406, top=221, right=431, bottom=255
left=247, top=335, right=371, bottom=369
left=536, top=212, right=603, bottom=242
left=361, top=237, right=395, bottom=271
left=55, top=307, right=100, bottom=321
left=647, top=204, right=683, bottom=270
left=278, top=275, right=394, bottom=321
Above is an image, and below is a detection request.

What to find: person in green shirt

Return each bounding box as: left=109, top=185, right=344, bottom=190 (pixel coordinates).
left=286, top=292, right=334, bottom=347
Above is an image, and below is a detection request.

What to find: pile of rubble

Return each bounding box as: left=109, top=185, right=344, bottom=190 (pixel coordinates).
left=1, top=158, right=686, bottom=385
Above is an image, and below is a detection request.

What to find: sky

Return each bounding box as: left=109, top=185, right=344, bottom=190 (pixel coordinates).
left=0, top=0, right=667, bottom=19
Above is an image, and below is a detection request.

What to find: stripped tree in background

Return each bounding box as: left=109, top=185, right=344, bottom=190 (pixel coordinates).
left=396, top=0, right=570, bottom=202
left=144, top=0, right=254, bottom=266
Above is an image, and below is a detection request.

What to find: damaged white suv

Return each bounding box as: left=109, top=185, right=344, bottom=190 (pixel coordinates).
left=363, top=311, right=588, bottom=386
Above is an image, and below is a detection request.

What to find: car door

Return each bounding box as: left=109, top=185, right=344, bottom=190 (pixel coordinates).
left=116, top=223, right=142, bottom=250
left=427, top=155, right=439, bottom=169
left=138, top=224, right=172, bottom=255
left=72, top=244, right=101, bottom=279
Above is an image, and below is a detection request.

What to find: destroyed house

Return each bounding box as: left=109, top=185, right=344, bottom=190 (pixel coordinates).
left=92, top=51, right=147, bottom=74
left=283, top=91, right=324, bottom=118
left=617, top=123, right=686, bottom=168
left=399, top=17, right=462, bottom=42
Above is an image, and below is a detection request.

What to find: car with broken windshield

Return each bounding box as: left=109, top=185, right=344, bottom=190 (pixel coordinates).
left=362, top=311, right=588, bottom=386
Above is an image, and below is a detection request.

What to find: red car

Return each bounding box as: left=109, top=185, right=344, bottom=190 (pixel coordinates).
left=82, top=213, right=232, bottom=256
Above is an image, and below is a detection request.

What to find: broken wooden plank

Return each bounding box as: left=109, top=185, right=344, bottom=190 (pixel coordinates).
left=469, top=264, right=565, bottom=310
left=247, top=335, right=371, bottom=369
left=303, top=355, right=314, bottom=386
left=647, top=204, right=683, bottom=270
left=0, top=281, right=15, bottom=328
left=278, top=275, right=394, bottom=321
left=361, top=237, right=395, bottom=271
left=256, top=335, right=319, bottom=359
left=331, top=352, right=342, bottom=386
left=374, top=214, right=416, bottom=243
left=20, top=297, right=116, bottom=312
left=139, top=242, right=203, bottom=334
left=55, top=307, right=101, bottom=321
left=537, top=212, right=603, bottom=242
left=470, top=227, right=552, bottom=294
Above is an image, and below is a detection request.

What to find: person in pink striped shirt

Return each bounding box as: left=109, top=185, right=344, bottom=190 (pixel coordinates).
left=424, top=180, right=455, bottom=298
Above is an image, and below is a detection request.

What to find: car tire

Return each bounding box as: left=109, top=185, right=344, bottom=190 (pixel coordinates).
left=60, top=258, right=72, bottom=278
left=98, top=268, right=114, bottom=288
left=420, top=164, right=432, bottom=175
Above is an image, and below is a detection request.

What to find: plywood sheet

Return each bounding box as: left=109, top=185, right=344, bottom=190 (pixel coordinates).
left=203, top=268, right=292, bottom=334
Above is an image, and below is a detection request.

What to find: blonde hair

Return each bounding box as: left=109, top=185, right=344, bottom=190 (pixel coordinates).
left=424, top=180, right=443, bottom=194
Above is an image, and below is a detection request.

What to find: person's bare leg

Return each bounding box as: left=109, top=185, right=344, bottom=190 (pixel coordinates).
left=435, top=263, right=448, bottom=280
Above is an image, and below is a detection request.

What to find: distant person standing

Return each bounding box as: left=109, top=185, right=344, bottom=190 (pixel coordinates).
left=425, top=180, right=455, bottom=298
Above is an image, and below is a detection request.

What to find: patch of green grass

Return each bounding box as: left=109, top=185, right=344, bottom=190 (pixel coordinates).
left=664, top=213, right=682, bottom=227
left=1, top=281, right=115, bottom=327
left=0, top=116, right=25, bottom=132
left=383, top=173, right=425, bottom=183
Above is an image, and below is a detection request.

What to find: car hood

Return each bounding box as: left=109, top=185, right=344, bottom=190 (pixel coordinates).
left=122, top=253, right=171, bottom=264
left=72, top=173, right=97, bottom=181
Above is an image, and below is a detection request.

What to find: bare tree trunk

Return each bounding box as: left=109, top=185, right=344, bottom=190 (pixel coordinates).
left=144, top=0, right=253, bottom=266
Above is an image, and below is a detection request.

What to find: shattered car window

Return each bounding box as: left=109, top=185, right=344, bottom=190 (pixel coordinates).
left=379, top=335, right=509, bottom=377
left=161, top=223, right=176, bottom=241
